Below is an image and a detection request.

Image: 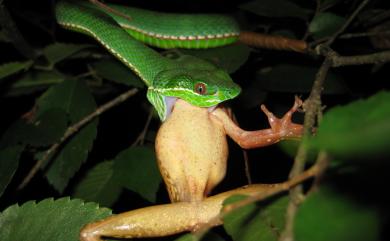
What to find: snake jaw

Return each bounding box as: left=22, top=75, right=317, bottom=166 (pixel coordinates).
left=165, top=96, right=218, bottom=120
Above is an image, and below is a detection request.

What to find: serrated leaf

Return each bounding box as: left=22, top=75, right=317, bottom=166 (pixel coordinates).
left=6, top=70, right=64, bottom=96
left=309, top=12, right=346, bottom=39
left=0, top=145, right=24, bottom=197
left=92, top=58, right=144, bottom=87
left=0, top=197, right=111, bottom=241
left=113, top=147, right=161, bottom=202
left=295, top=186, right=380, bottom=241
left=0, top=61, right=33, bottom=80
left=312, top=91, right=390, bottom=159
left=181, top=44, right=251, bottom=74
left=223, top=194, right=288, bottom=241
left=36, top=79, right=97, bottom=192
left=239, top=0, right=312, bottom=20
left=43, top=43, right=92, bottom=66
left=256, top=64, right=346, bottom=94
left=73, top=161, right=122, bottom=207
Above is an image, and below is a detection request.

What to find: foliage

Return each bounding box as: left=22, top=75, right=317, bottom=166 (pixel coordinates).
left=0, top=0, right=389, bottom=241
left=0, top=197, right=111, bottom=241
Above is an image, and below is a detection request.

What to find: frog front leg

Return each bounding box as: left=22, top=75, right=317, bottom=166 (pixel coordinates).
left=212, top=96, right=304, bottom=149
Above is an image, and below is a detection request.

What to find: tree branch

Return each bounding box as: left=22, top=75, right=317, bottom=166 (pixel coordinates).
left=17, top=88, right=139, bottom=190
left=331, top=50, right=390, bottom=67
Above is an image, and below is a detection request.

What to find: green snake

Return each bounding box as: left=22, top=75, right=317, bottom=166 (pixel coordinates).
left=55, top=1, right=241, bottom=120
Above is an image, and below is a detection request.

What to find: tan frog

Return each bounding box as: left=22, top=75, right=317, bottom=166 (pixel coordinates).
left=80, top=97, right=304, bottom=241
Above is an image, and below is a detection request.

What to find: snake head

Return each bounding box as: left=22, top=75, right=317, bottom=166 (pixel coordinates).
left=147, top=58, right=241, bottom=121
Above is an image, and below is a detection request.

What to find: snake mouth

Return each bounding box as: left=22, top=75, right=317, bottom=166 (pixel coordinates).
left=164, top=96, right=219, bottom=119
left=164, top=96, right=178, bottom=119
left=207, top=105, right=218, bottom=113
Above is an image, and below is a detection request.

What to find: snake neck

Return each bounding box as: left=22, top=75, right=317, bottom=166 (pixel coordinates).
left=56, top=1, right=176, bottom=86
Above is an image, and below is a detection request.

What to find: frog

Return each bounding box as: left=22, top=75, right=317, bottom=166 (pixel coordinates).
left=79, top=97, right=304, bottom=241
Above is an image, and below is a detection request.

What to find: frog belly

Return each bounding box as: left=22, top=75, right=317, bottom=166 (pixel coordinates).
left=155, top=99, right=228, bottom=202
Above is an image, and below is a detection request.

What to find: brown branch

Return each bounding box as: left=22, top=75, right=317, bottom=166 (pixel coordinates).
left=17, top=88, right=139, bottom=190
left=331, top=50, right=390, bottom=67
left=239, top=31, right=308, bottom=53
left=315, top=43, right=390, bottom=66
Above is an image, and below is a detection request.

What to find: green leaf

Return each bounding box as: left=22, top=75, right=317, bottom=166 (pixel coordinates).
left=43, top=43, right=92, bottom=66
left=113, top=146, right=161, bottom=203
left=223, top=194, right=288, bottom=241
left=175, top=232, right=225, bottom=241
left=256, top=64, right=346, bottom=94
left=73, top=161, right=122, bottom=207
left=175, top=234, right=200, bottom=241
left=6, top=70, right=64, bottom=96
left=309, top=12, right=346, bottom=39
left=0, top=109, right=67, bottom=149
left=0, top=197, right=111, bottom=241
left=181, top=44, right=251, bottom=74
left=0, top=145, right=24, bottom=197
left=0, top=61, right=33, bottom=80
left=92, top=58, right=144, bottom=87
left=312, top=91, right=390, bottom=159
left=25, top=108, right=68, bottom=146
left=36, top=79, right=97, bottom=192
left=239, top=0, right=312, bottom=20
left=0, top=120, right=30, bottom=148
left=295, top=186, right=380, bottom=241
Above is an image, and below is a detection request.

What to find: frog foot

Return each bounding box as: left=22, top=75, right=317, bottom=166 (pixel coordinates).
left=259, top=95, right=303, bottom=141
left=212, top=96, right=304, bottom=149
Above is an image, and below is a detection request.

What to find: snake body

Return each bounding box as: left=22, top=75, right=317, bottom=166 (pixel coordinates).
left=106, top=4, right=240, bottom=49
left=55, top=1, right=241, bottom=120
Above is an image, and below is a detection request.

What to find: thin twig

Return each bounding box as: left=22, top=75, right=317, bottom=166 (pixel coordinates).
left=243, top=150, right=252, bottom=185
left=310, top=151, right=330, bottom=192
left=325, top=0, right=371, bottom=45
left=339, top=30, right=390, bottom=39
left=17, top=88, right=139, bottom=190
left=131, top=106, right=154, bottom=147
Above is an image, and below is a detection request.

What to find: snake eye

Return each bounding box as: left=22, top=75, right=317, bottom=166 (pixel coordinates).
left=194, top=82, right=207, bottom=95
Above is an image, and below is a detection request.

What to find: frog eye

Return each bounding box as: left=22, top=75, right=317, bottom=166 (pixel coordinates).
left=194, top=82, right=207, bottom=95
